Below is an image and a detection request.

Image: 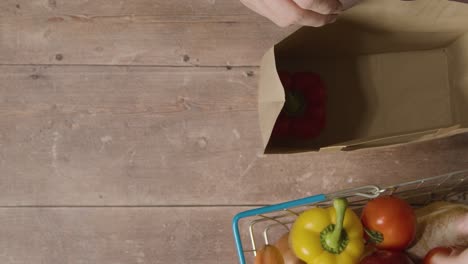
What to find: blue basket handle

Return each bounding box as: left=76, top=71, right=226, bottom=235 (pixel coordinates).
left=232, top=194, right=327, bottom=264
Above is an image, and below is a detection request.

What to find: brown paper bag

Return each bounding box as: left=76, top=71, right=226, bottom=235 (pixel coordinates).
left=258, top=0, right=468, bottom=153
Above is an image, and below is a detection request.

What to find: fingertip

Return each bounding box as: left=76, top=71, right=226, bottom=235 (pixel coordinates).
left=456, top=213, right=468, bottom=234
left=298, top=11, right=339, bottom=27
left=328, top=14, right=338, bottom=24
left=295, top=0, right=343, bottom=15
left=322, top=0, right=343, bottom=14
left=274, top=0, right=340, bottom=27
left=274, top=20, right=292, bottom=28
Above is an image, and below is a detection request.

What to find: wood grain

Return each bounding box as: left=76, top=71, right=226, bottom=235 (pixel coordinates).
left=0, top=0, right=292, bottom=66
left=2, top=2, right=467, bottom=264
left=0, top=207, right=255, bottom=264
left=1, top=0, right=254, bottom=18
left=1, top=65, right=467, bottom=206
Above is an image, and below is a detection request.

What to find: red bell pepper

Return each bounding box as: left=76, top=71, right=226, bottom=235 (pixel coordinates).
left=271, top=71, right=327, bottom=140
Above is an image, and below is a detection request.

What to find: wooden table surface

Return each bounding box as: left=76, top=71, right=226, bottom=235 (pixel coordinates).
left=1, top=1, right=467, bottom=263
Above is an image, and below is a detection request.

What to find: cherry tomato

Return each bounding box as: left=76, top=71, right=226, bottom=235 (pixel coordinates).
left=423, top=247, right=454, bottom=264
left=361, top=196, right=416, bottom=250
left=360, top=250, right=414, bottom=264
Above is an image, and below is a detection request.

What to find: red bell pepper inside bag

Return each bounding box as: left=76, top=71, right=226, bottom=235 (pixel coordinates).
left=271, top=71, right=327, bottom=140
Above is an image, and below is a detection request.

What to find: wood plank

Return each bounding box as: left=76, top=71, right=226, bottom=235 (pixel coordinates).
left=0, top=207, right=255, bottom=264
left=1, top=65, right=468, bottom=206
left=1, top=0, right=254, bottom=18
left=0, top=0, right=292, bottom=66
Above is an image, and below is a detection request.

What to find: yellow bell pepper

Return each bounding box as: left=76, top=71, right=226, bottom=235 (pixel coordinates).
left=290, top=198, right=364, bottom=264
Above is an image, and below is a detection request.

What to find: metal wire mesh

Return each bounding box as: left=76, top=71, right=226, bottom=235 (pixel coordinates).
left=240, top=170, right=468, bottom=260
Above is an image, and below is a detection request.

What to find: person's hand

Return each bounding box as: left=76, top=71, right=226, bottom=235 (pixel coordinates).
left=432, top=248, right=468, bottom=264
left=240, top=0, right=344, bottom=27
left=431, top=214, right=468, bottom=264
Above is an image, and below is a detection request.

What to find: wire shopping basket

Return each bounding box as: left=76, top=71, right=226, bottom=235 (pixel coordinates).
left=232, top=170, right=468, bottom=264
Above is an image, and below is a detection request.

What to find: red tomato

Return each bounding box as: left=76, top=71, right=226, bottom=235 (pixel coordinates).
left=271, top=71, right=327, bottom=140
left=361, top=196, right=416, bottom=250
left=360, top=250, right=414, bottom=264
left=293, top=72, right=326, bottom=105
left=423, top=247, right=454, bottom=264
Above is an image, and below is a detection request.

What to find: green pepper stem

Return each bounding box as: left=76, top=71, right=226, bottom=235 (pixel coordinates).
left=364, top=228, right=384, bottom=244
left=327, top=198, right=348, bottom=250
left=285, top=91, right=302, bottom=115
